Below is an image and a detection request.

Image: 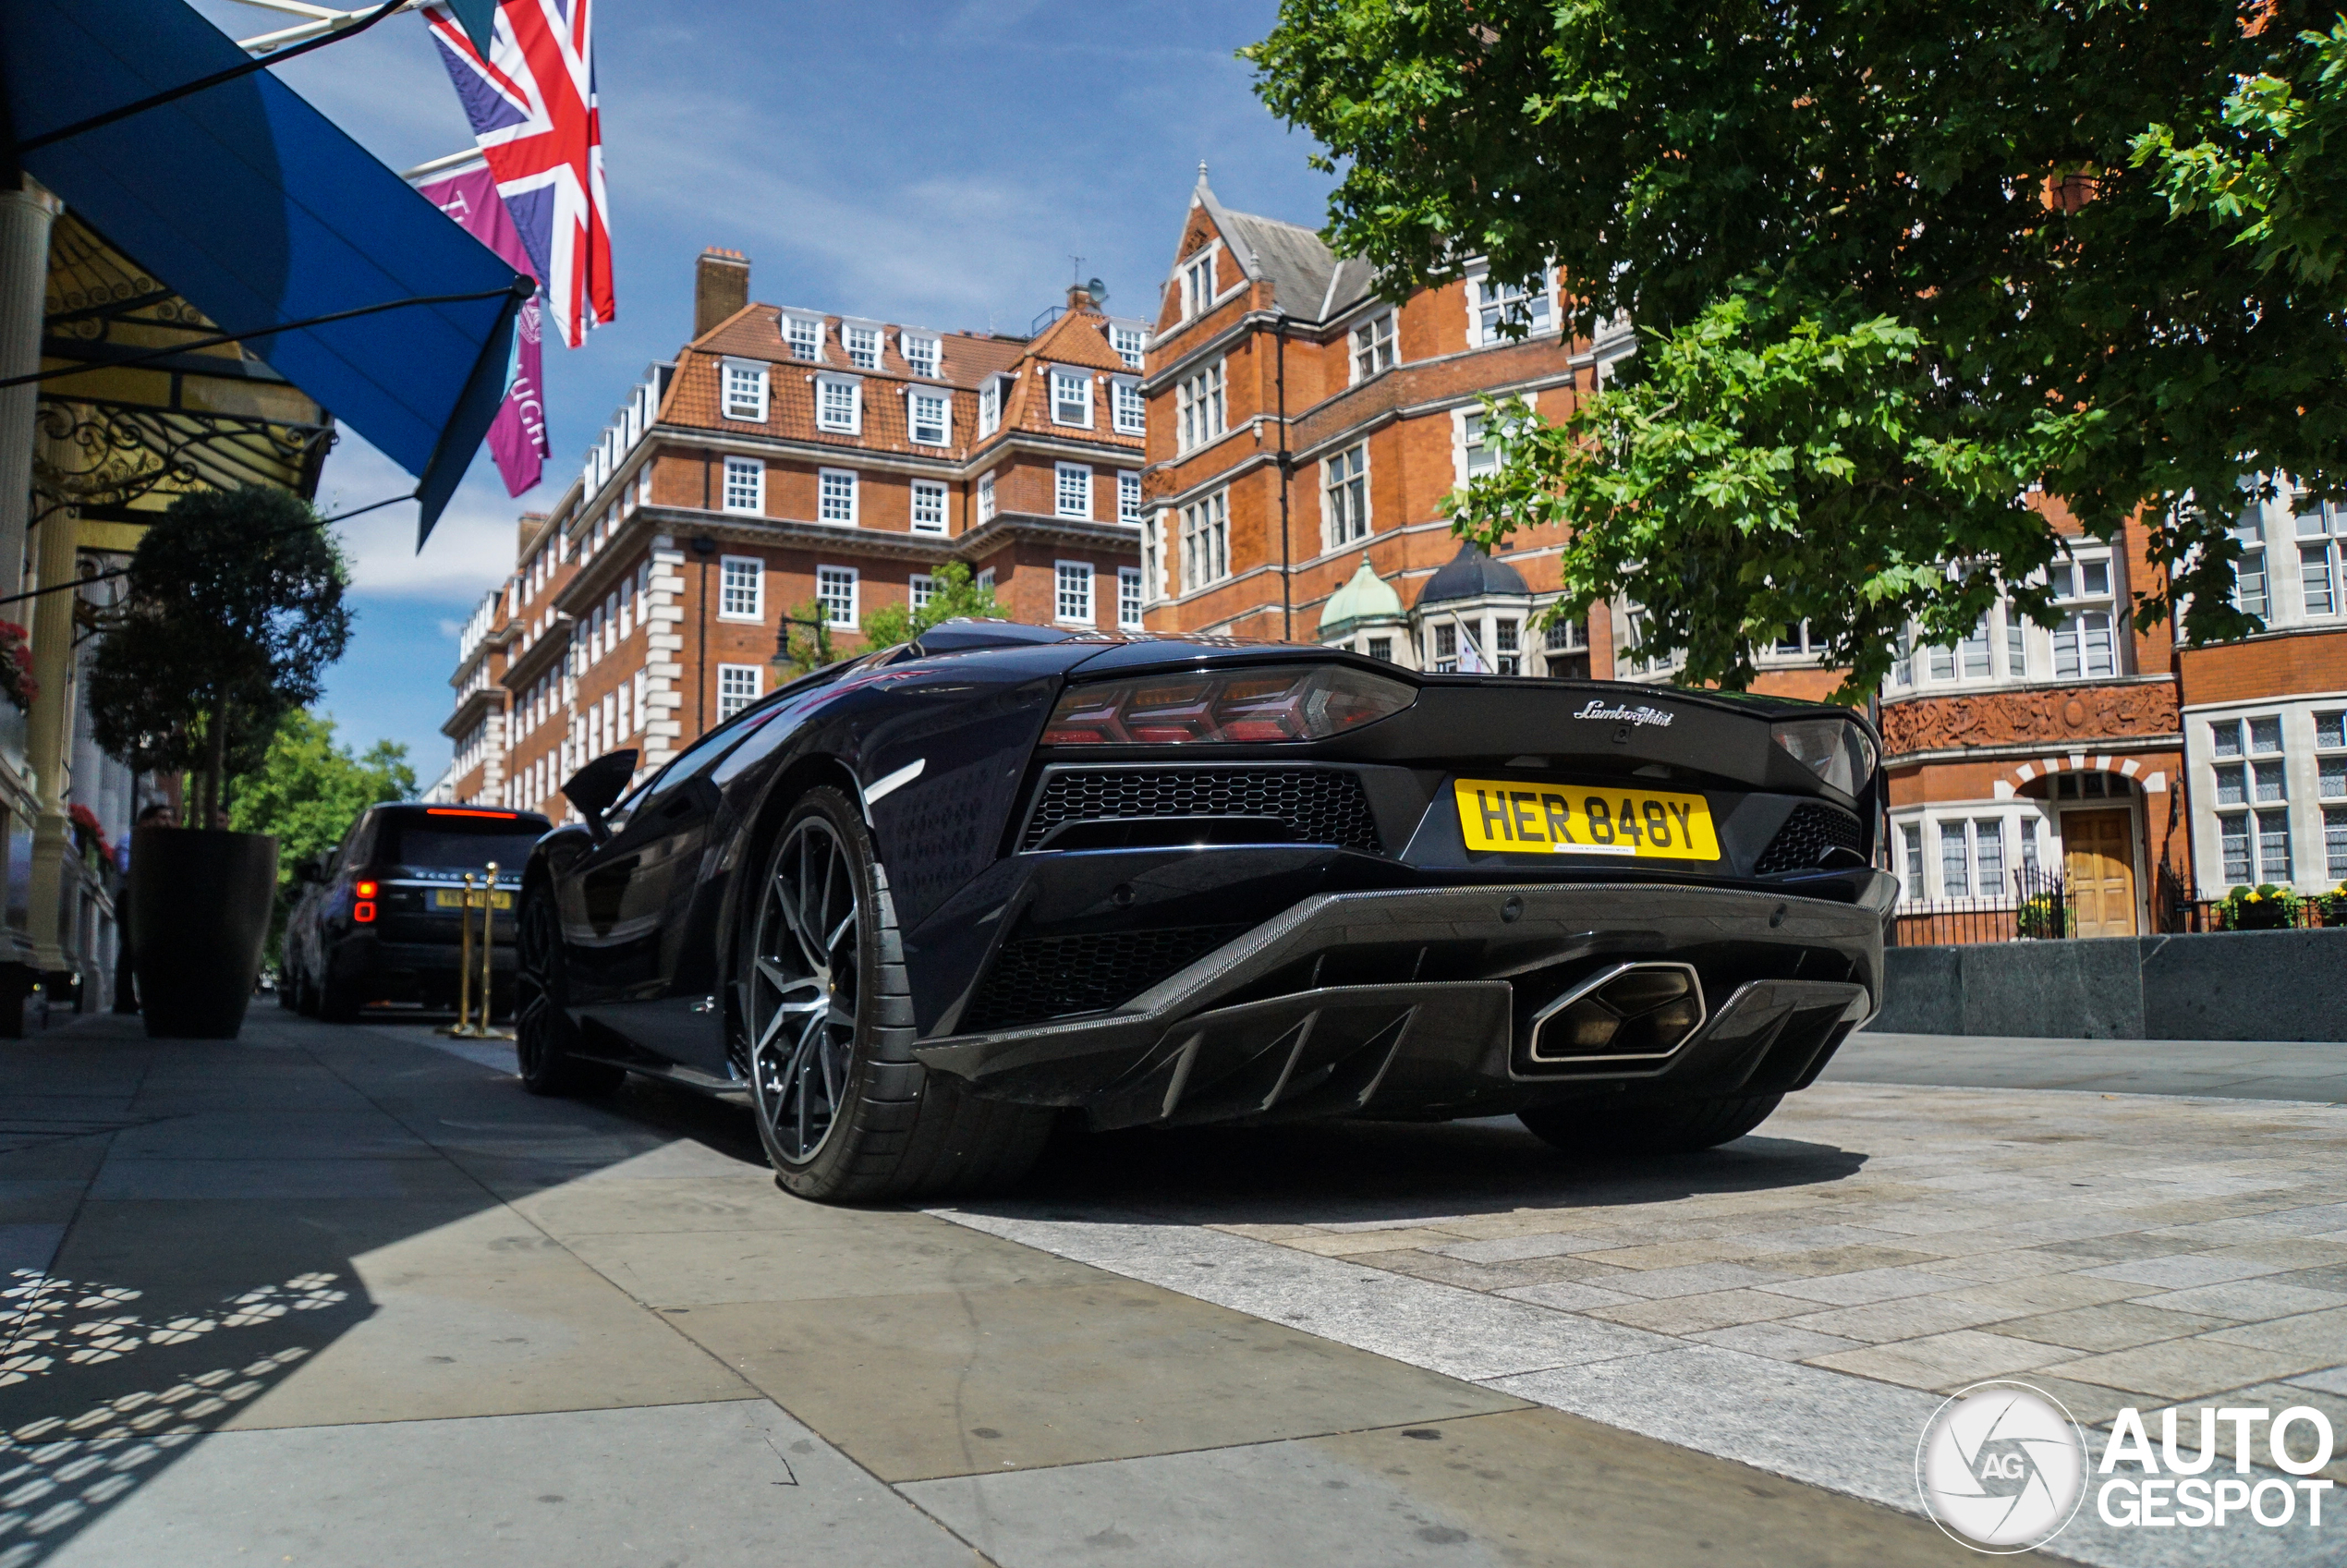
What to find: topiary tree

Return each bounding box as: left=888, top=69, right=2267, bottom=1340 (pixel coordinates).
left=90, top=485, right=352, bottom=830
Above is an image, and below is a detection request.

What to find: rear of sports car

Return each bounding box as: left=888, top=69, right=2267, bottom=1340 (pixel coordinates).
left=903, top=645, right=1892, bottom=1150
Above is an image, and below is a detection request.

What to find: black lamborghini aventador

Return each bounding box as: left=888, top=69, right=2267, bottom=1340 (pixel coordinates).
left=517, top=620, right=1891, bottom=1202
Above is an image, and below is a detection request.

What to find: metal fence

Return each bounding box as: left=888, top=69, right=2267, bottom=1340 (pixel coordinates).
left=1890, top=864, right=2342, bottom=946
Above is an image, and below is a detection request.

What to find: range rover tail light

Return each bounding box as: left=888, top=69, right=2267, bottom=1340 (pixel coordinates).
left=1041, top=663, right=1416, bottom=746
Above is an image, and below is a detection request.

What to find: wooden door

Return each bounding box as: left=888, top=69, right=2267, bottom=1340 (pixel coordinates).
left=2062, top=809, right=2137, bottom=938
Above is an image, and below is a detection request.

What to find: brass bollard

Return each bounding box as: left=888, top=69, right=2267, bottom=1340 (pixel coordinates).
left=441, top=862, right=513, bottom=1040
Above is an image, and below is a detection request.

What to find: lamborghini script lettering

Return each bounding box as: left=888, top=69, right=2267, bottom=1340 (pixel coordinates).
left=1575, top=700, right=1674, bottom=728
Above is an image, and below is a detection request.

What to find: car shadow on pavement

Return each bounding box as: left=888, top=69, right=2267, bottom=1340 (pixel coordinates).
left=1015, top=1112, right=1867, bottom=1228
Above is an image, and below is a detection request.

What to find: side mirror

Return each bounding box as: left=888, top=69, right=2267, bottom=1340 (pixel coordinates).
left=562, top=749, right=638, bottom=842
left=295, top=856, right=325, bottom=884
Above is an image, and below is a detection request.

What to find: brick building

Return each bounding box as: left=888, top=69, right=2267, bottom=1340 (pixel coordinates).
left=439, top=249, right=1151, bottom=814
left=1134, top=170, right=2346, bottom=933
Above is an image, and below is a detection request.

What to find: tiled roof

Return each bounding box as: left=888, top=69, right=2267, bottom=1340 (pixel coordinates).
left=692, top=303, right=1026, bottom=391
left=1193, top=174, right=1381, bottom=326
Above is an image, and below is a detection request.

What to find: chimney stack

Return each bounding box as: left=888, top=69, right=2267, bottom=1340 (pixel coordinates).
left=1066, top=283, right=1094, bottom=312
left=695, top=248, right=750, bottom=338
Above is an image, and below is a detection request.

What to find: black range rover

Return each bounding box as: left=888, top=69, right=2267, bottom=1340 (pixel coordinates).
left=283, top=802, right=550, bottom=1021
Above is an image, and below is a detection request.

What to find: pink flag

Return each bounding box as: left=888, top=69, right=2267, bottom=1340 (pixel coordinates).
left=418, top=164, right=549, bottom=497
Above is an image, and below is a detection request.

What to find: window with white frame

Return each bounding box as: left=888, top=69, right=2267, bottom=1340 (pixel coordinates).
left=2299, top=502, right=2343, bottom=618
left=1180, top=492, right=1229, bottom=590
left=1118, top=566, right=1143, bottom=628
left=1112, top=378, right=1144, bottom=434
left=784, top=313, right=823, bottom=362
left=717, top=663, right=761, bottom=722
left=721, top=456, right=763, bottom=515
left=1929, top=615, right=1993, bottom=681
left=1142, top=515, right=1163, bottom=604
left=910, top=480, right=947, bottom=535
left=2319, top=711, right=2347, bottom=876
left=1471, top=269, right=1551, bottom=344
left=975, top=566, right=995, bottom=592
left=1055, top=463, right=1092, bottom=519
left=817, top=565, right=857, bottom=628
left=2051, top=554, right=2117, bottom=679
left=1492, top=617, right=1520, bottom=675
left=1050, top=369, right=1092, bottom=428
left=908, top=390, right=949, bottom=446
left=1431, top=622, right=1458, bottom=674
left=816, top=376, right=860, bottom=433
left=1938, top=817, right=2010, bottom=899
left=1544, top=616, right=1588, bottom=651
left=909, top=573, right=936, bottom=612
left=1176, top=361, right=1225, bottom=453
left=1323, top=444, right=1368, bottom=549
left=718, top=555, right=763, bottom=621
left=2213, top=714, right=2290, bottom=883
left=818, top=468, right=857, bottom=525
left=842, top=322, right=880, bottom=370
left=1895, top=822, right=1925, bottom=903
left=1182, top=249, right=1216, bottom=317
left=977, top=470, right=996, bottom=522
left=901, top=332, right=940, bottom=379
left=2233, top=518, right=2268, bottom=620
left=1351, top=311, right=1396, bottom=381
left=1461, top=411, right=1499, bottom=482
left=722, top=360, right=768, bottom=421
left=978, top=376, right=1003, bottom=437
left=1055, top=561, right=1094, bottom=625
left=1117, top=469, right=1142, bottom=525
left=1110, top=323, right=1146, bottom=370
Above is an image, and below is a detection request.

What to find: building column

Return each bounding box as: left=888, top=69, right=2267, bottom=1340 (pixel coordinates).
left=22, top=407, right=82, bottom=978
left=0, top=181, right=63, bottom=601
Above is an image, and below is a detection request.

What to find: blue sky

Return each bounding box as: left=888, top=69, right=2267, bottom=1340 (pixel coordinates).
left=185, top=0, right=1333, bottom=783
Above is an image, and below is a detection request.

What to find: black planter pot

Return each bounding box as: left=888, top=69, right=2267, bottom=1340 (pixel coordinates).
left=129, top=826, right=278, bottom=1039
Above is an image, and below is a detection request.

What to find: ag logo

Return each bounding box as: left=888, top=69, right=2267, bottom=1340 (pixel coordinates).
left=1917, top=1381, right=2087, bottom=1553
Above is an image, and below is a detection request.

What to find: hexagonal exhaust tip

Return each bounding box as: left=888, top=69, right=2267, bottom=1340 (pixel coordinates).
left=1527, top=963, right=1707, bottom=1064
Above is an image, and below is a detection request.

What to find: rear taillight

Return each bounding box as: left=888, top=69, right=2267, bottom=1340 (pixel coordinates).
left=355, top=881, right=378, bottom=899
left=352, top=901, right=376, bottom=924
left=1042, top=663, right=1415, bottom=746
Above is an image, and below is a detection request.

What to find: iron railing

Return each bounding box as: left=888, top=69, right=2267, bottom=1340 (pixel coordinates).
left=1890, top=862, right=2342, bottom=945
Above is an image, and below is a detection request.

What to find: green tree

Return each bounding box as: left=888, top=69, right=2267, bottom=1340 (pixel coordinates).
left=773, top=599, right=836, bottom=678
left=227, top=709, right=415, bottom=959
left=858, top=562, right=1003, bottom=650
left=1246, top=0, right=2347, bottom=691
left=90, top=486, right=351, bottom=819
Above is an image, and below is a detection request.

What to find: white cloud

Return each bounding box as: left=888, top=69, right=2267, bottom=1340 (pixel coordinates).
left=314, top=432, right=525, bottom=602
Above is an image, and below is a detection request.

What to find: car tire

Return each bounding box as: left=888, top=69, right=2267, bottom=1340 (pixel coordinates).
left=515, top=881, right=624, bottom=1099
left=742, top=785, right=1052, bottom=1204
left=296, top=967, right=321, bottom=1017
left=317, top=971, right=361, bottom=1024
left=1518, top=1092, right=1783, bottom=1156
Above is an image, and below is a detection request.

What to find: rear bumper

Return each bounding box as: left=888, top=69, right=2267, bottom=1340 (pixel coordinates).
left=327, top=934, right=516, bottom=1003
left=913, top=878, right=1888, bottom=1129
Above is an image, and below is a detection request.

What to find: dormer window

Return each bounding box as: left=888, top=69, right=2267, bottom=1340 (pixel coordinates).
left=815, top=374, right=861, bottom=434
left=978, top=375, right=1003, bottom=437
left=1112, top=377, right=1144, bottom=435
left=721, top=359, right=768, bottom=421
left=1111, top=323, right=1146, bottom=369
left=1183, top=249, right=1217, bottom=318
left=901, top=333, right=940, bottom=378
left=784, top=313, right=822, bottom=362
left=843, top=322, right=880, bottom=370
left=908, top=389, right=949, bottom=446
left=1050, top=368, right=1092, bottom=428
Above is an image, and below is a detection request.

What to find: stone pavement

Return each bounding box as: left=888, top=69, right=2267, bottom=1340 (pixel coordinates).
left=1, top=1014, right=2340, bottom=1565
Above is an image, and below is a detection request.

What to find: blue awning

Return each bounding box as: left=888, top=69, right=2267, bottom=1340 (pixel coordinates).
left=6, top=0, right=529, bottom=543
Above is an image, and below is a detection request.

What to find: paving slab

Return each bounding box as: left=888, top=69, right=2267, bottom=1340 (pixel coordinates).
left=668, top=1278, right=1526, bottom=1482
left=901, top=1407, right=1984, bottom=1568
left=27, top=1399, right=978, bottom=1568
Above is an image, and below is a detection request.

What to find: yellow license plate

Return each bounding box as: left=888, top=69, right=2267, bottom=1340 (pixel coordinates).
left=1453, top=778, right=1720, bottom=859
left=433, top=889, right=514, bottom=909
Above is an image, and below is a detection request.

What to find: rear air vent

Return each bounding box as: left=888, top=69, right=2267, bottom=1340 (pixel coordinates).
left=1753, top=803, right=1864, bottom=874
left=963, top=924, right=1248, bottom=1032
left=1019, top=767, right=1380, bottom=854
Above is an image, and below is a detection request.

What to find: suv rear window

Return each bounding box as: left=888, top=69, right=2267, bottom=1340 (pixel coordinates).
left=371, top=809, right=548, bottom=870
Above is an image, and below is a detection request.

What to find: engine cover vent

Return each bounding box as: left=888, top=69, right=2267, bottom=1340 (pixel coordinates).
left=1019, top=767, right=1380, bottom=854
left=1753, top=802, right=1863, bottom=874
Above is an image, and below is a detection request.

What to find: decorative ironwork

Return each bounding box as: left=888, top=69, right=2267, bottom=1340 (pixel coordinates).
left=43, top=214, right=214, bottom=346
left=33, top=399, right=333, bottom=522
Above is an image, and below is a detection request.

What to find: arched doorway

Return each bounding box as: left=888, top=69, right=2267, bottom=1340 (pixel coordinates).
left=2023, top=771, right=2145, bottom=937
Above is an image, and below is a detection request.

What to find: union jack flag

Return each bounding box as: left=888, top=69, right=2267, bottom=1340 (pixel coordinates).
left=423, top=0, right=613, bottom=348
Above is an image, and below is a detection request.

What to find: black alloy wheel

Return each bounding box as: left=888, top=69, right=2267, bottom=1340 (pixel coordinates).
left=742, top=786, right=1052, bottom=1202
left=515, top=881, right=621, bottom=1098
